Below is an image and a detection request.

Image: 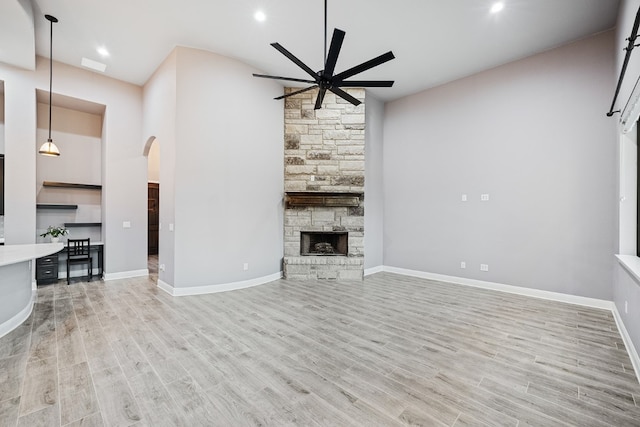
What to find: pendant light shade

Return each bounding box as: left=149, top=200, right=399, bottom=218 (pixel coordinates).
left=40, top=14, right=60, bottom=157
left=39, top=139, right=60, bottom=156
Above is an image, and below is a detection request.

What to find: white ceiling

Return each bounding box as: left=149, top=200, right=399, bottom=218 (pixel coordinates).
left=0, top=0, right=621, bottom=102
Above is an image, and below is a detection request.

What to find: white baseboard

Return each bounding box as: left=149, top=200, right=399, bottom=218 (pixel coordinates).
left=0, top=290, right=35, bottom=339
left=383, top=266, right=614, bottom=310
left=103, top=269, right=149, bottom=281
left=612, top=305, right=640, bottom=383
left=157, top=271, right=283, bottom=296
left=157, top=279, right=174, bottom=295
left=364, top=265, right=384, bottom=276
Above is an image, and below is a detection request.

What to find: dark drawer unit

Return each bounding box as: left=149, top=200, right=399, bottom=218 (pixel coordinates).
left=36, top=255, right=59, bottom=285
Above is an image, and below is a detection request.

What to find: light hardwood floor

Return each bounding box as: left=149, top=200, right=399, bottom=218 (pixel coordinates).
left=0, top=270, right=639, bottom=426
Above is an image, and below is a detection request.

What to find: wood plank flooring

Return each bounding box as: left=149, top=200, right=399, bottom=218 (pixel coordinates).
left=0, top=270, right=639, bottom=426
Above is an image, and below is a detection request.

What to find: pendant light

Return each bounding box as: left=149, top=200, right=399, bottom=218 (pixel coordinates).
left=39, top=14, right=60, bottom=157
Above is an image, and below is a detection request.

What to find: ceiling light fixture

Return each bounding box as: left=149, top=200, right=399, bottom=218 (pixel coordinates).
left=254, top=11, right=266, bottom=22
left=490, top=2, right=504, bottom=14
left=96, top=46, right=109, bottom=57
left=39, top=14, right=60, bottom=157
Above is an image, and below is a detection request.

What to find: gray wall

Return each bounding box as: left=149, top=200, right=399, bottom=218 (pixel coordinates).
left=143, top=50, right=177, bottom=286
left=364, top=93, right=384, bottom=269
left=174, top=47, right=283, bottom=288
left=383, top=31, right=617, bottom=300
left=0, top=262, right=30, bottom=326
left=144, top=47, right=284, bottom=289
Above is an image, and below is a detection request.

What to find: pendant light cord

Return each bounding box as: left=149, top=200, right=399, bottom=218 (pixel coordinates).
left=48, top=16, right=53, bottom=141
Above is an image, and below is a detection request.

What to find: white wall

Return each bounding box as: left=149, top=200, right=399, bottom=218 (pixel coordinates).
left=383, top=31, right=617, bottom=300
left=364, top=93, right=384, bottom=269
left=0, top=57, right=145, bottom=276
left=0, top=92, right=5, bottom=154
left=148, top=140, right=160, bottom=182
left=143, top=50, right=177, bottom=285
left=144, top=47, right=284, bottom=289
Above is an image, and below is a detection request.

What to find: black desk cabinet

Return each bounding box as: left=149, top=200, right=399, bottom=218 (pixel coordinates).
left=36, top=254, right=59, bottom=285
left=36, top=244, right=104, bottom=285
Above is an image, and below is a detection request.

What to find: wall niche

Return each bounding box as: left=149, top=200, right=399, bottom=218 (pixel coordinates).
left=35, top=90, right=105, bottom=244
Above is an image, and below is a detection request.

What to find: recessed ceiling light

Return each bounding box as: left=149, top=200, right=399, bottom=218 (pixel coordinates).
left=96, top=46, right=110, bottom=57
left=81, top=57, right=106, bottom=72
left=254, top=10, right=266, bottom=22
left=490, top=2, right=504, bottom=13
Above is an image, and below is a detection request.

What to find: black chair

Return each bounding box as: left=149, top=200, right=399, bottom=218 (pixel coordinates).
left=67, top=238, right=92, bottom=285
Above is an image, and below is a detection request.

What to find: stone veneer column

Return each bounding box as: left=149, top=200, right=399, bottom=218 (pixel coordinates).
left=283, top=88, right=365, bottom=280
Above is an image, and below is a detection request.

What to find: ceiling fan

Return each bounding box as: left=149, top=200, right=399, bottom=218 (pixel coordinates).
left=253, top=0, right=395, bottom=110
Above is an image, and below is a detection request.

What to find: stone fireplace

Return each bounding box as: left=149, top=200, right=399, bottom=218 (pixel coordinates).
left=283, top=87, right=365, bottom=280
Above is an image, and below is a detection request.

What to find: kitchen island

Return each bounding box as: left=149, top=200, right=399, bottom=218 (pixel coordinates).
left=0, top=243, right=63, bottom=337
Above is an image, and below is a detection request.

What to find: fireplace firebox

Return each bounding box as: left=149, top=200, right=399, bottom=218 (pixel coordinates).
left=300, top=232, right=348, bottom=256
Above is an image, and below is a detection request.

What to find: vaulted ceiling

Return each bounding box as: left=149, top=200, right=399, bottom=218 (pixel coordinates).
left=0, top=0, right=620, bottom=101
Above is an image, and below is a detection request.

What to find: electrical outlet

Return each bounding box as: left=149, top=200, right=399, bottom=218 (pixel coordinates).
left=243, top=263, right=249, bottom=271
left=461, top=194, right=467, bottom=202
left=625, top=300, right=628, bottom=314
left=480, top=264, right=489, bottom=272
left=123, top=221, right=131, bottom=228
left=160, top=264, right=165, bottom=271
left=460, top=261, right=466, bottom=269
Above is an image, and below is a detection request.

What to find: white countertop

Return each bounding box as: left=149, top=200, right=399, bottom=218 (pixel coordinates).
left=0, top=243, right=64, bottom=267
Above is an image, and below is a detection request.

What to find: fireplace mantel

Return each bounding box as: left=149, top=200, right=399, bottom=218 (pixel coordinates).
left=285, top=192, right=363, bottom=208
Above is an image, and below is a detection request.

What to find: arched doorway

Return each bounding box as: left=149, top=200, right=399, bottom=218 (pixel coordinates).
left=144, top=136, right=159, bottom=274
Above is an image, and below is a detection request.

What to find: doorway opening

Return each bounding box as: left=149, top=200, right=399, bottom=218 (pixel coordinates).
left=144, top=136, right=159, bottom=275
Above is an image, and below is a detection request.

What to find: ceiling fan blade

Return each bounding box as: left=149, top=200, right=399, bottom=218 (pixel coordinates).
left=253, top=73, right=317, bottom=84
left=271, top=43, right=319, bottom=80
left=333, top=51, right=395, bottom=81
left=337, top=80, right=395, bottom=87
left=323, top=29, right=345, bottom=78
left=315, top=88, right=328, bottom=110
left=274, top=85, right=318, bottom=100
left=329, top=87, right=361, bottom=106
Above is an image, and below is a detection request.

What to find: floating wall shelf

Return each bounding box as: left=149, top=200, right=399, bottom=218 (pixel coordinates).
left=36, top=204, right=78, bottom=210
left=43, top=181, right=102, bottom=190
left=64, top=222, right=102, bottom=228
